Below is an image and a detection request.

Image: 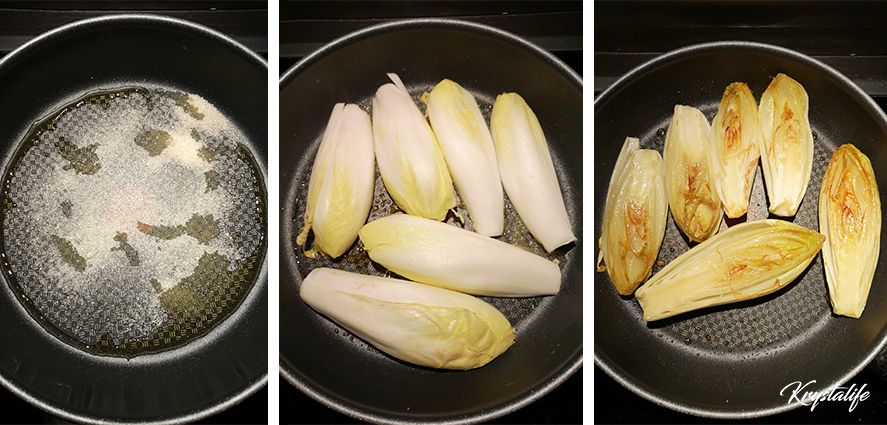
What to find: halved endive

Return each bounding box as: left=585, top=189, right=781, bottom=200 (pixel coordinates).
left=635, top=219, right=824, bottom=321
left=424, top=79, right=504, bottom=236
left=663, top=105, right=723, bottom=242
left=300, top=267, right=515, bottom=370
left=296, top=103, right=375, bottom=258
left=490, top=92, right=575, bottom=252
left=372, top=73, right=456, bottom=221
left=597, top=137, right=667, bottom=296
left=359, top=214, right=560, bottom=297
left=758, top=73, right=814, bottom=217
left=711, top=83, right=762, bottom=218
left=819, top=144, right=881, bottom=318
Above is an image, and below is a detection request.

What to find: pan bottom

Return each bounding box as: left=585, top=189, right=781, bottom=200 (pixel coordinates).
left=0, top=85, right=267, bottom=358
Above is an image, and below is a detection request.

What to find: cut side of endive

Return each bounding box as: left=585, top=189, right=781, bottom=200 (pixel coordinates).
left=296, top=103, right=375, bottom=258
left=372, top=73, right=455, bottom=221
left=597, top=137, right=667, bottom=296
left=424, top=79, right=504, bottom=236
left=635, top=219, right=824, bottom=321
left=490, top=92, right=575, bottom=252
left=300, top=267, right=515, bottom=370
left=820, top=144, right=881, bottom=318
left=663, top=104, right=723, bottom=242
left=359, top=214, right=560, bottom=297
left=711, top=82, right=762, bottom=218
left=758, top=73, right=814, bottom=217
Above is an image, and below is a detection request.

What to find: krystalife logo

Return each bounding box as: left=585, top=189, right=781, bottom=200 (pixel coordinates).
left=780, top=380, right=870, bottom=412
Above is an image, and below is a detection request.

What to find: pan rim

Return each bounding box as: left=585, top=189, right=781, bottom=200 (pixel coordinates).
left=278, top=17, right=582, bottom=424
left=593, top=40, right=887, bottom=419
left=0, top=13, right=268, bottom=425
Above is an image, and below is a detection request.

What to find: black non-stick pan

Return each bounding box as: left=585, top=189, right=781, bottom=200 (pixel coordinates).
left=594, top=41, right=887, bottom=418
left=0, top=15, right=267, bottom=423
left=279, top=19, right=582, bottom=423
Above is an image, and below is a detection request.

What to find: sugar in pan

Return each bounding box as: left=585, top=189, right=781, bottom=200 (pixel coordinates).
left=0, top=86, right=267, bottom=357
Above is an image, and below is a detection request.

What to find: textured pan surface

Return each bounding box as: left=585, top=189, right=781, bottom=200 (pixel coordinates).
left=594, top=42, right=887, bottom=418
left=280, top=19, right=582, bottom=424
left=0, top=15, right=267, bottom=423
left=1, top=86, right=266, bottom=358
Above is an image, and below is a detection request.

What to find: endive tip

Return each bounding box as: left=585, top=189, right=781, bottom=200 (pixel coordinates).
left=386, top=72, right=410, bottom=95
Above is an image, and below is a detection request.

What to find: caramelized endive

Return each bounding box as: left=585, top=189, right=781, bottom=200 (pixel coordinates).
left=636, top=220, right=824, bottom=321
left=819, top=144, right=881, bottom=318
left=711, top=83, right=762, bottom=218
left=758, top=73, right=814, bottom=217
left=663, top=105, right=723, bottom=242
left=597, top=137, right=667, bottom=295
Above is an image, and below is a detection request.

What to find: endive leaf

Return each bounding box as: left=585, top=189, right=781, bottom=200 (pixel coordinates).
left=711, top=83, right=762, bottom=218
left=300, top=267, right=515, bottom=370
left=372, top=73, right=456, bottom=220
left=758, top=73, right=814, bottom=217
left=664, top=104, right=723, bottom=242
left=424, top=79, right=504, bottom=236
left=359, top=214, right=560, bottom=297
left=297, top=103, right=375, bottom=258
left=597, top=137, right=668, bottom=295
left=490, top=92, right=575, bottom=252
left=635, top=219, right=824, bottom=321
left=820, top=144, right=881, bottom=318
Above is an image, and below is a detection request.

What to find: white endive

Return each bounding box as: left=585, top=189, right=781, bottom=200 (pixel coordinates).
left=372, top=73, right=455, bottom=220
left=296, top=103, right=375, bottom=258
left=424, top=79, right=504, bottom=236
left=663, top=105, right=723, bottom=242
left=300, top=267, right=515, bottom=370
left=359, top=214, right=560, bottom=297
left=711, top=83, right=762, bottom=218
left=597, top=137, right=667, bottom=296
left=820, top=144, right=881, bottom=318
left=758, top=73, right=814, bottom=217
left=490, top=92, right=575, bottom=252
left=636, top=219, right=824, bottom=321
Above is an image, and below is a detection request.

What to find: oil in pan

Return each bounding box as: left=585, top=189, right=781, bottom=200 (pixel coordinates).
left=0, top=86, right=267, bottom=357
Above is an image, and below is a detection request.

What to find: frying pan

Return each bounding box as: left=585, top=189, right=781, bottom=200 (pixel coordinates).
left=0, top=15, right=267, bottom=422
left=594, top=41, right=887, bottom=418
left=279, top=19, right=582, bottom=423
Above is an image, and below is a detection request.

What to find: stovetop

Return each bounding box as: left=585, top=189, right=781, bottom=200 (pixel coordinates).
left=0, top=2, right=267, bottom=424
left=595, top=1, right=887, bottom=423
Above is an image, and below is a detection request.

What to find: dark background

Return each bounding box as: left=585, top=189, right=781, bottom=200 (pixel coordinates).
left=595, top=1, right=887, bottom=423
left=0, top=1, right=267, bottom=424
left=279, top=1, right=581, bottom=424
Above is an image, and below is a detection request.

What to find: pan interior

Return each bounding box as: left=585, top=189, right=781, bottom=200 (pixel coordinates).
left=292, top=84, right=569, bottom=335
left=594, top=45, right=887, bottom=415
left=0, top=84, right=267, bottom=357
left=638, top=100, right=835, bottom=358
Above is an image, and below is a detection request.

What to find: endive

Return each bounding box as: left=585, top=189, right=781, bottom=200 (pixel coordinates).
left=424, top=79, right=504, bottom=236
left=490, top=92, right=575, bottom=252
left=372, top=73, right=456, bottom=220
left=359, top=214, right=560, bottom=297
left=819, top=144, right=881, bottom=318
left=663, top=105, right=723, bottom=242
left=300, top=267, right=515, bottom=370
left=711, top=83, right=762, bottom=218
left=758, top=73, right=814, bottom=217
left=635, top=219, right=824, bottom=321
left=597, top=137, right=667, bottom=295
left=296, top=103, right=375, bottom=258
